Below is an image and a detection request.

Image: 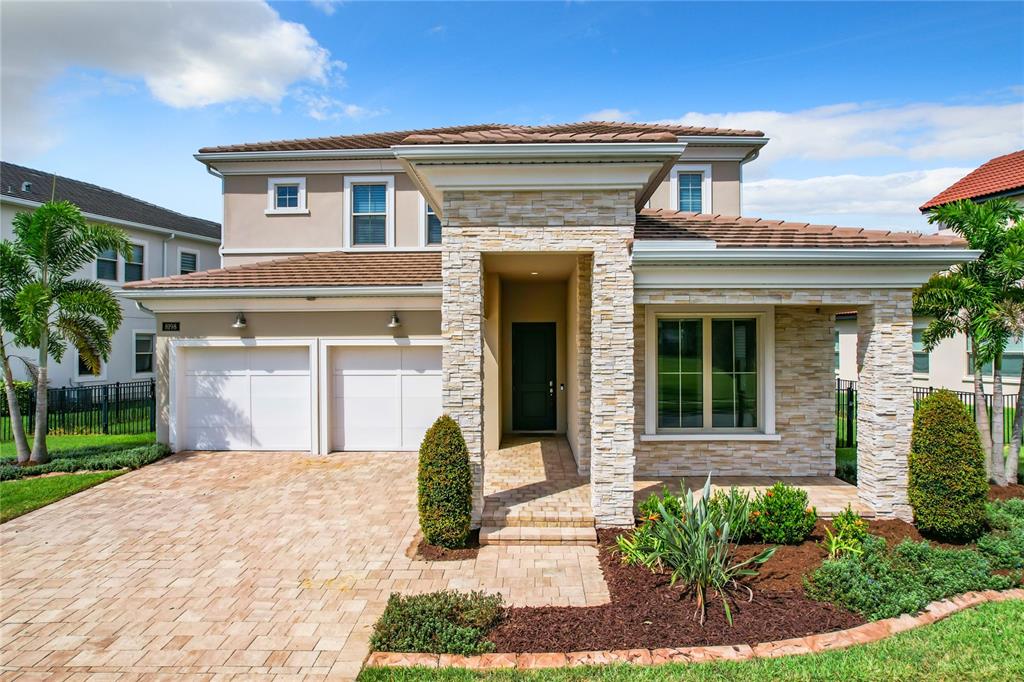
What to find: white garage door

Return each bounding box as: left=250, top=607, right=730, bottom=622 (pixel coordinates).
left=332, top=346, right=442, bottom=451
left=182, top=346, right=311, bottom=451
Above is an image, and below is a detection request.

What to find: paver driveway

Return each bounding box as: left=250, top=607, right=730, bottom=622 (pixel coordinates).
left=1, top=451, right=608, bottom=680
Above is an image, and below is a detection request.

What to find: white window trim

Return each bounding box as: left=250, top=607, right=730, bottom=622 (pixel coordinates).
left=178, top=247, right=200, bottom=275
left=417, top=193, right=442, bottom=249
left=343, top=175, right=395, bottom=249
left=669, top=163, right=713, bottom=214
left=265, top=177, right=309, bottom=215
left=95, top=247, right=119, bottom=283
left=132, top=330, right=156, bottom=378
left=123, top=238, right=147, bottom=284
left=912, top=323, right=930, bottom=378
left=643, top=305, right=776, bottom=439
left=74, top=348, right=107, bottom=382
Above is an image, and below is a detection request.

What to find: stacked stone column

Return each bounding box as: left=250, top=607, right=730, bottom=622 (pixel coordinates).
left=856, top=292, right=914, bottom=520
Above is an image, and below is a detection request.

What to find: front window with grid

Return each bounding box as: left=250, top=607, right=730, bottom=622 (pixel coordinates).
left=275, top=184, right=299, bottom=209
left=677, top=172, right=703, bottom=213
left=352, top=184, right=387, bottom=245
left=657, top=317, right=758, bottom=430
left=125, top=244, right=144, bottom=282
left=426, top=204, right=442, bottom=245
left=912, top=328, right=929, bottom=374
left=135, top=333, right=155, bottom=374
left=96, top=248, right=118, bottom=281
left=970, top=337, right=1024, bottom=378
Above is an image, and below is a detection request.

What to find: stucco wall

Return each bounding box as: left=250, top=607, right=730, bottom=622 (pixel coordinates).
left=647, top=161, right=742, bottom=215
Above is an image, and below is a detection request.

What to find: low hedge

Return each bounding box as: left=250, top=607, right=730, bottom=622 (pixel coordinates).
left=369, top=590, right=503, bottom=656
left=978, top=499, right=1024, bottom=569
left=0, top=443, right=170, bottom=481
left=806, top=535, right=1016, bottom=620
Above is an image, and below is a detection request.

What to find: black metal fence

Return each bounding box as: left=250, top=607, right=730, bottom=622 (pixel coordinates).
left=1, top=379, right=156, bottom=442
left=835, top=379, right=1018, bottom=448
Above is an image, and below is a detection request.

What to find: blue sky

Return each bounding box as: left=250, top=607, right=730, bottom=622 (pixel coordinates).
left=2, top=1, right=1022, bottom=230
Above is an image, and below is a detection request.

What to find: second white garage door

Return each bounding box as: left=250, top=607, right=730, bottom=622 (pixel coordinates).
left=332, top=346, right=442, bottom=451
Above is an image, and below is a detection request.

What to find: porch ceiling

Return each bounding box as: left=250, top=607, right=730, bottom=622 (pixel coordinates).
left=483, top=253, right=579, bottom=281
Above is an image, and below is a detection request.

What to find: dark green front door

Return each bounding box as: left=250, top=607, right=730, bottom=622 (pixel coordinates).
left=512, top=322, right=556, bottom=431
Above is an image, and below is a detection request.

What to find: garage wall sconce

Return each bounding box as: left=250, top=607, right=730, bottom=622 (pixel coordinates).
left=231, top=312, right=248, bottom=329
left=387, top=312, right=402, bottom=329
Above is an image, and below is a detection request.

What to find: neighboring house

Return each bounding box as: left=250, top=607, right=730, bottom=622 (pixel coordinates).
left=122, top=122, right=975, bottom=524
left=1, top=162, right=221, bottom=387
left=836, top=150, right=1024, bottom=393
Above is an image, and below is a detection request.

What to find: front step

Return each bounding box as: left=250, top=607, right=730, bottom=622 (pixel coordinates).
left=479, top=526, right=598, bottom=546
left=480, top=510, right=595, bottom=528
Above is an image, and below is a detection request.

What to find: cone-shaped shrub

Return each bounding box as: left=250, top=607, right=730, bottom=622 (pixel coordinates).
left=418, top=415, right=473, bottom=547
left=909, top=389, right=988, bottom=542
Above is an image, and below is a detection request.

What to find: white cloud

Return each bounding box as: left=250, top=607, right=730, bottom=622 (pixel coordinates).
left=295, top=90, right=384, bottom=122
left=0, top=1, right=342, bottom=156
left=311, top=0, right=343, bottom=16
left=584, top=108, right=636, bottom=122
left=427, top=25, right=447, bottom=35
left=654, top=100, right=1024, bottom=165
left=743, top=167, right=973, bottom=230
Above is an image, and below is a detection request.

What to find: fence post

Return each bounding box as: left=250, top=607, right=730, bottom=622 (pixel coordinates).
left=101, top=383, right=109, bottom=434
left=846, top=385, right=855, bottom=447
left=149, top=379, right=156, bottom=433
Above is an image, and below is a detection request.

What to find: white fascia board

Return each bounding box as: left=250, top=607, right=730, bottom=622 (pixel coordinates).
left=1, top=196, right=221, bottom=244
left=134, top=295, right=441, bottom=314
left=631, top=246, right=980, bottom=265
left=391, top=142, right=688, bottom=162
left=675, top=135, right=769, bottom=147
left=122, top=284, right=442, bottom=300
left=634, top=263, right=964, bottom=289
left=195, top=148, right=394, bottom=164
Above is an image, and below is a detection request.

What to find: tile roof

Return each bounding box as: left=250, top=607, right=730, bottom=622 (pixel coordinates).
left=635, top=209, right=967, bottom=248
left=198, top=121, right=764, bottom=153
left=1, top=162, right=221, bottom=240
left=920, top=150, right=1024, bottom=211
left=123, top=251, right=441, bottom=290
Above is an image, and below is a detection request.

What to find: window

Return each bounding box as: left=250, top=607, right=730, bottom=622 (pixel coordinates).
left=76, top=353, right=103, bottom=379
left=179, top=250, right=198, bottom=275
left=352, top=183, right=387, bottom=245
left=134, top=333, right=155, bottom=374
left=426, top=204, right=442, bottom=245
left=912, top=328, right=929, bottom=374
left=656, top=316, right=759, bottom=431
left=97, top=248, right=118, bottom=281
left=970, top=337, right=1024, bottom=378
left=125, top=244, right=145, bottom=282
left=265, top=177, right=307, bottom=214
left=835, top=331, right=841, bottom=371
left=669, top=164, right=712, bottom=213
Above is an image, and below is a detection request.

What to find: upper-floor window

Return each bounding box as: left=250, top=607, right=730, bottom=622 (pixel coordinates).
left=96, top=248, right=118, bottom=281
left=670, top=164, right=713, bottom=214
left=912, top=328, right=929, bottom=375
left=266, top=177, right=308, bottom=215
left=344, top=175, right=395, bottom=248
left=426, top=204, right=442, bottom=245
left=179, top=249, right=198, bottom=275
left=125, top=244, right=145, bottom=282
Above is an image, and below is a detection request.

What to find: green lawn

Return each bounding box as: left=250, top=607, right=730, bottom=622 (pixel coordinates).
left=0, top=470, right=125, bottom=522
left=359, top=599, right=1024, bottom=681
left=0, top=432, right=155, bottom=458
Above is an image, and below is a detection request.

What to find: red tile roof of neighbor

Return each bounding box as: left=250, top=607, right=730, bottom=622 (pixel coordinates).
left=124, top=211, right=966, bottom=292
left=635, top=210, right=967, bottom=248
left=920, top=150, right=1024, bottom=211
left=198, top=122, right=765, bottom=153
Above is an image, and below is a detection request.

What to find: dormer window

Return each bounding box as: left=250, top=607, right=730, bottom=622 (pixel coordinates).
left=419, top=194, right=442, bottom=247
left=670, top=164, right=713, bottom=214
left=266, top=177, right=308, bottom=215
left=344, top=175, right=395, bottom=248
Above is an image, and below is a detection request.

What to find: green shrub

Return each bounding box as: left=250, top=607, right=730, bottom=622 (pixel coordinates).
left=369, top=590, right=503, bottom=655
left=0, top=380, right=33, bottom=413
left=749, top=482, right=817, bottom=544
left=908, top=390, right=988, bottom=542
left=807, top=536, right=1015, bottom=620
left=986, top=498, right=1024, bottom=531
left=0, top=444, right=170, bottom=481
left=832, top=504, right=869, bottom=545
left=617, top=475, right=773, bottom=625
left=978, top=499, right=1024, bottom=569
left=835, top=462, right=857, bottom=485
left=637, top=485, right=683, bottom=524
left=418, top=415, right=472, bottom=548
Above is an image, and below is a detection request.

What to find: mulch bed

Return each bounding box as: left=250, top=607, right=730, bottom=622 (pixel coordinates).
left=989, top=483, right=1024, bottom=502
left=487, top=528, right=867, bottom=653
left=410, top=529, right=481, bottom=561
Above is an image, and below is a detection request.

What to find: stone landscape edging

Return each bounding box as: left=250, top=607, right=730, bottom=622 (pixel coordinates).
left=364, top=588, right=1024, bottom=671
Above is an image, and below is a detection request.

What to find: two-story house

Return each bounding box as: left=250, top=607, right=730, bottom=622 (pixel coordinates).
left=1, top=162, right=221, bottom=387
left=123, top=122, right=975, bottom=528
left=835, top=149, right=1024, bottom=393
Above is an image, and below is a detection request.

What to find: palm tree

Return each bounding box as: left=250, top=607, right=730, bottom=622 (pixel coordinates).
left=5, top=201, right=129, bottom=464
left=0, top=241, right=34, bottom=462
left=916, top=198, right=1024, bottom=484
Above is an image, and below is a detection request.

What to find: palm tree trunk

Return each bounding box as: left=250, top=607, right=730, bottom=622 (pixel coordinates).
left=973, top=347, right=994, bottom=476
left=0, top=337, right=31, bottom=463
left=1008, top=362, right=1024, bottom=486
left=992, top=353, right=1006, bottom=485
left=30, top=326, right=49, bottom=465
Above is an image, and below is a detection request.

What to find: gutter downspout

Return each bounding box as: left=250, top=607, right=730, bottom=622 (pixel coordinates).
left=204, top=162, right=226, bottom=267
left=738, top=146, right=761, bottom=217
left=161, top=233, right=176, bottom=277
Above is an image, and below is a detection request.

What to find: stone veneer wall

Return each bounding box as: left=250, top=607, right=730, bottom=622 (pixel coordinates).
left=634, top=288, right=914, bottom=519
left=442, top=191, right=636, bottom=527
left=574, top=254, right=593, bottom=476
left=634, top=305, right=835, bottom=477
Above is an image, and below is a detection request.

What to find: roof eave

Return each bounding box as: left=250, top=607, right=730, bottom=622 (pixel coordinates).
left=631, top=245, right=980, bottom=266
left=121, top=284, right=443, bottom=299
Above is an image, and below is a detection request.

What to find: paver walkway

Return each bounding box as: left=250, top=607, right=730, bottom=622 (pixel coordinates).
left=0, top=451, right=609, bottom=680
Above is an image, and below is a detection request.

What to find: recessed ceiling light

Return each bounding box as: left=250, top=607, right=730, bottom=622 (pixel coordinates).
left=530, top=271, right=539, bottom=276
